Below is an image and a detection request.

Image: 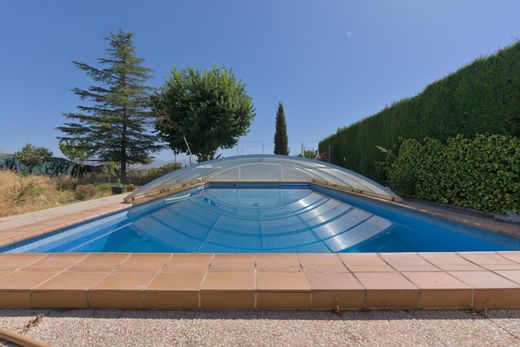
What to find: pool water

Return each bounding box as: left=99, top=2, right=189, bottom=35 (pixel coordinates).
left=3, top=185, right=520, bottom=253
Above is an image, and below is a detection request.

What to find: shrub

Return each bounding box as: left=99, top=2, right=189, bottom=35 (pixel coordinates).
left=74, top=184, right=98, bottom=200
left=113, top=179, right=123, bottom=188
left=55, top=174, right=76, bottom=191
left=0, top=170, right=112, bottom=217
left=94, top=182, right=113, bottom=192
left=0, top=170, right=76, bottom=217
left=388, top=134, right=520, bottom=213
left=319, top=41, right=520, bottom=182
left=142, top=162, right=181, bottom=177
left=16, top=177, right=43, bottom=203
left=15, top=144, right=53, bottom=175
left=0, top=170, right=22, bottom=213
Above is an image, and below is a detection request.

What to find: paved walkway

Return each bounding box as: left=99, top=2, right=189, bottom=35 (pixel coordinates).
left=1, top=309, right=520, bottom=346
left=0, top=194, right=129, bottom=232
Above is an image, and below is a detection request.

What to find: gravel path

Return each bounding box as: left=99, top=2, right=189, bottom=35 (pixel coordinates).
left=1, top=309, right=520, bottom=346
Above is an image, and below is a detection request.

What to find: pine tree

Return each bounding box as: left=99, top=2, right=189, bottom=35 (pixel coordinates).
left=57, top=30, right=161, bottom=178
left=273, top=102, right=289, bottom=155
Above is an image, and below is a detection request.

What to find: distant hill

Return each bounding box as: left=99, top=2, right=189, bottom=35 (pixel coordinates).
left=319, top=41, right=520, bottom=182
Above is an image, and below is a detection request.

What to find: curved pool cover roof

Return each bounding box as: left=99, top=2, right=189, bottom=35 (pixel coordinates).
left=126, top=155, right=401, bottom=203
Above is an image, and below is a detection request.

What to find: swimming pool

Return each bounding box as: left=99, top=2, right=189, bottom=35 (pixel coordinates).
left=3, top=183, right=520, bottom=253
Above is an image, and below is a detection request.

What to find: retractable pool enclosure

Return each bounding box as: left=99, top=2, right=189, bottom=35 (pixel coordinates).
left=125, top=155, right=401, bottom=203
left=6, top=155, right=520, bottom=254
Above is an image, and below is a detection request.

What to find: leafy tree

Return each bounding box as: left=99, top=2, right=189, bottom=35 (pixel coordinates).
left=298, top=149, right=317, bottom=159
left=273, top=102, right=289, bottom=155
left=59, top=139, right=95, bottom=178
left=57, top=30, right=162, bottom=179
left=103, top=161, right=119, bottom=183
left=153, top=66, right=255, bottom=162
left=15, top=144, right=53, bottom=175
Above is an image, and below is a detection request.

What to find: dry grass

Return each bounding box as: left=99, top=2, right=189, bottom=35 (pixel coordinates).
left=0, top=170, right=110, bottom=218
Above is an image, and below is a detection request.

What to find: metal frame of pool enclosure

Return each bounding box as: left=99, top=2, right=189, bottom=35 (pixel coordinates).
left=125, top=154, right=402, bottom=204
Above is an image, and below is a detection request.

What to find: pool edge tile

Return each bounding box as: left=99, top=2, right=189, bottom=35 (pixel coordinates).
left=311, top=291, right=365, bottom=310
left=200, top=291, right=255, bottom=310
left=473, top=288, right=520, bottom=309
left=0, top=291, right=31, bottom=308
left=144, top=291, right=200, bottom=309
left=365, top=290, right=420, bottom=310
left=88, top=290, right=145, bottom=309
left=257, top=292, right=311, bottom=310
left=418, top=289, right=473, bottom=309
left=32, top=290, right=88, bottom=308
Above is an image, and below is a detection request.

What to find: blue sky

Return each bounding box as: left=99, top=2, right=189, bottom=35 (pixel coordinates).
left=0, top=0, right=519, bottom=163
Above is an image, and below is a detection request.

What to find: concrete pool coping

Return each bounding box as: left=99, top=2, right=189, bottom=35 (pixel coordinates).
left=0, top=194, right=519, bottom=310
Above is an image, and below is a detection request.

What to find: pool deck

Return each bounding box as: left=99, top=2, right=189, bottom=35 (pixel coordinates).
left=0, top=195, right=519, bottom=310
left=0, top=193, right=130, bottom=235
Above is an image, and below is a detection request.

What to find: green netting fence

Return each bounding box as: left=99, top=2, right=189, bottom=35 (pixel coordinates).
left=0, top=154, right=75, bottom=176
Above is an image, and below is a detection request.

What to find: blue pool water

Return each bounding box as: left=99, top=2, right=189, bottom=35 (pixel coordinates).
left=3, top=184, right=520, bottom=253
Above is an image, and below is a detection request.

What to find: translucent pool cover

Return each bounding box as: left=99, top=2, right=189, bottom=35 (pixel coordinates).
left=6, top=185, right=519, bottom=253
left=126, top=155, right=401, bottom=203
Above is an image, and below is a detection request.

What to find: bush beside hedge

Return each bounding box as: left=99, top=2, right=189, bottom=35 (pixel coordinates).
left=319, top=41, right=520, bottom=182
left=74, top=184, right=98, bottom=201
left=387, top=134, right=520, bottom=214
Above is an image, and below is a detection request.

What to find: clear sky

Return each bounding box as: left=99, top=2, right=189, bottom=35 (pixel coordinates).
left=0, top=0, right=519, bottom=163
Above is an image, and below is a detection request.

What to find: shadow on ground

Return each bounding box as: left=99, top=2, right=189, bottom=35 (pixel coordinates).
left=1, top=308, right=520, bottom=321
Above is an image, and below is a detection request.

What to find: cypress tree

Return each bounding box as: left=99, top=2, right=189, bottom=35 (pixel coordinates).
left=57, top=30, right=161, bottom=179
left=273, top=102, right=289, bottom=155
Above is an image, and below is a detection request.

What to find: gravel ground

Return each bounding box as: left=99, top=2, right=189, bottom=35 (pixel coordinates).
left=1, top=309, right=520, bottom=347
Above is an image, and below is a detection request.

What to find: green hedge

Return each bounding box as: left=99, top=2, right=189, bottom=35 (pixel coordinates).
left=319, top=41, right=520, bottom=182
left=387, top=134, right=520, bottom=214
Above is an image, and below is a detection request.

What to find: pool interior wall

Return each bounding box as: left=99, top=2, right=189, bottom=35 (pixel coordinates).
left=2, top=182, right=520, bottom=253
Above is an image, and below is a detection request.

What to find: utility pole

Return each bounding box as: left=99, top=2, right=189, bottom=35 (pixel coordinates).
left=183, top=137, right=193, bottom=165
left=300, top=140, right=319, bottom=159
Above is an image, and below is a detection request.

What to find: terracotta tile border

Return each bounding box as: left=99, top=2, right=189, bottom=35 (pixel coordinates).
left=0, top=252, right=518, bottom=310
left=1, top=204, right=520, bottom=310
left=0, top=202, right=129, bottom=247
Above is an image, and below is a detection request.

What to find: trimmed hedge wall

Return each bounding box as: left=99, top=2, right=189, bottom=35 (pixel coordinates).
left=319, top=41, right=520, bottom=182
left=387, top=134, right=520, bottom=214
